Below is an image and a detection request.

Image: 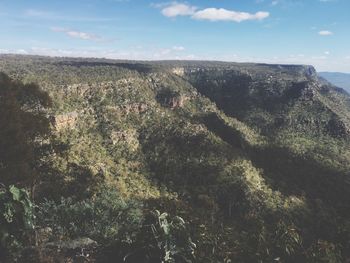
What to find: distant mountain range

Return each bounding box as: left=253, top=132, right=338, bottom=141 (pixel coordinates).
left=319, top=72, right=350, bottom=93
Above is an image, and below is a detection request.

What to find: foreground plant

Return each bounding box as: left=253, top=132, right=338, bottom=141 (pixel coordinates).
left=0, top=185, right=34, bottom=261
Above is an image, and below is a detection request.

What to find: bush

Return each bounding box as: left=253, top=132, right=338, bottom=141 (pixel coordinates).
left=120, top=210, right=196, bottom=263
left=0, top=185, right=34, bottom=261
left=37, top=186, right=143, bottom=244
left=306, top=240, right=342, bottom=263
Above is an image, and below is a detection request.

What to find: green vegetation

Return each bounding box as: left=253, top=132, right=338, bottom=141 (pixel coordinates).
left=0, top=55, right=349, bottom=262
left=0, top=185, right=34, bottom=261
left=37, top=187, right=143, bottom=244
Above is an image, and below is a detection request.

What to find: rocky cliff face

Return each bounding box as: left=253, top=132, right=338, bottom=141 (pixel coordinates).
left=53, top=111, right=79, bottom=130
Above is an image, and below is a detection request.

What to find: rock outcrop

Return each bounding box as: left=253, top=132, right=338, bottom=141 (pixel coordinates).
left=53, top=111, right=79, bottom=130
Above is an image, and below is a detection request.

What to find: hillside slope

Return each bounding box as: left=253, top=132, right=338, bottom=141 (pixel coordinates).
left=1, top=54, right=350, bottom=262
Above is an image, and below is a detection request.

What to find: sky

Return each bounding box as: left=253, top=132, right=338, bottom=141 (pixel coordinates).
left=0, top=0, right=350, bottom=72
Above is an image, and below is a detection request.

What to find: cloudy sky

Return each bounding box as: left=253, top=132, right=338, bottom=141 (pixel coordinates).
left=0, top=0, right=349, bottom=72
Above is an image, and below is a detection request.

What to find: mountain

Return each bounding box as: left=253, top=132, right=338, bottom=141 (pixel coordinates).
left=1, top=54, right=350, bottom=262
left=319, top=71, right=350, bottom=93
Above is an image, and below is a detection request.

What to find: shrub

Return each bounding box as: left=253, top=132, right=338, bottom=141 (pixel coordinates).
left=37, top=186, right=143, bottom=244
left=306, top=240, right=342, bottom=263
left=0, top=185, right=34, bottom=261
left=123, top=210, right=196, bottom=263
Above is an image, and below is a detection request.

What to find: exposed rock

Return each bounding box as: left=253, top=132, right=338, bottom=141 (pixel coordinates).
left=120, top=103, right=148, bottom=115
left=156, top=89, right=189, bottom=109
left=166, top=95, right=188, bottom=109
left=53, top=111, right=79, bottom=130
left=172, top=67, right=185, bottom=77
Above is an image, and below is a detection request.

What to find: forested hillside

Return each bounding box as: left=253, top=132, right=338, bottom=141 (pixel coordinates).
left=0, top=54, right=349, bottom=262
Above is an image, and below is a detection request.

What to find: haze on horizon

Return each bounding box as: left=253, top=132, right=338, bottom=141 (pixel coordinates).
left=0, top=0, right=350, bottom=73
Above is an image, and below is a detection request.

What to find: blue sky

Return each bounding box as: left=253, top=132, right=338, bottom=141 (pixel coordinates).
left=0, top=0, right=349, bottom=72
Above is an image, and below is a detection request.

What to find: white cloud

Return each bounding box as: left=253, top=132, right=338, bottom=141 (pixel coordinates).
left=318, top=30, right=333, bottom=36
left=192, top=8, right=269, bottom=22
left=152, top=46, right=186, bottom=58
left=312, top=55, right=327, bottom=60
left=172, top=46, right=185, bottom=51
left=324, top=51, right=330, bottom=55
left=51, top=27, right=104, bottom=41
left=158, top=2, right=269, bottom=22
left=66, top=31, right=98, bottom=40
left=161, top=2, right=197, bottom=17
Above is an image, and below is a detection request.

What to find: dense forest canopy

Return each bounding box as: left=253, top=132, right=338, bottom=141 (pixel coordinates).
left=0, top=55, right=349, bottom=262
